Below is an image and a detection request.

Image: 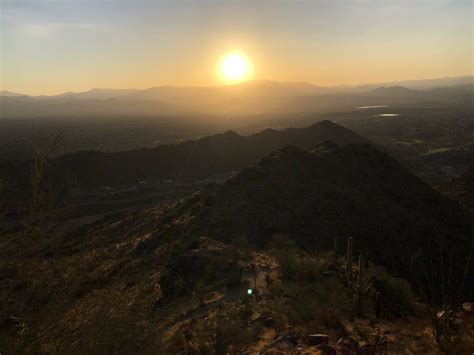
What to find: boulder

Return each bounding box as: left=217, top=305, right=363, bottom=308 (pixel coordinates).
left=249, top=313, right=262, bottom=324
left=307, top=334, right=329, bottom=346
left=462, top=302, right=472, bottom=313
left=270, top=330, right=299, bottom=348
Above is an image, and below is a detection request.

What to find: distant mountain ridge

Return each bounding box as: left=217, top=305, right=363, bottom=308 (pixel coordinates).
left=0, top=120, right=367, bottom=189
left=2, top=82, right=472, bottom=118
left=47, top=88, right=139, bottom=100
left=3, top=76, right=472, bottom=99
left=0, top=91, right=25, bottom=97
left=1, top=76, right=472, bottom=117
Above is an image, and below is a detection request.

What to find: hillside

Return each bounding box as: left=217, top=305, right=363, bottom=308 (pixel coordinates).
left=136, top=142, right=473, bottom=299
left=0, top=120, right=367, bottom=190
left=1, top=141, right=472, bottom=353
left=438, top=167, right=474, bottom=214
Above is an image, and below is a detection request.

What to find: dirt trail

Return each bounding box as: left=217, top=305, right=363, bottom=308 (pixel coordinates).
left=165, top=252, right=279, bottom=330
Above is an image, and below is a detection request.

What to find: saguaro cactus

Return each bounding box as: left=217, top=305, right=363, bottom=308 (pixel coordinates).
left=356, top=255, right=364, bottom=312
left=375, top=291, right=382, bottom=318
left=346, top=237, right=353, bottom=284
left=357, top=255, right=363, bottom=290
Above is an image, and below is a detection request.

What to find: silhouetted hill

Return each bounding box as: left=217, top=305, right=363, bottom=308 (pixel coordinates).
left=0, top=120, right=367, bottom=190
left=136, top=142, right=473, bottom=300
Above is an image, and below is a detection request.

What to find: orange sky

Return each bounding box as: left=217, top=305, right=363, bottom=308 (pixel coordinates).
left=1, top=0, right=472, bottom=95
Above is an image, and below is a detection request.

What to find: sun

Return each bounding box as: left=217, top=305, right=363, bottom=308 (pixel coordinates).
left=218, top=52, right=252, bottom=83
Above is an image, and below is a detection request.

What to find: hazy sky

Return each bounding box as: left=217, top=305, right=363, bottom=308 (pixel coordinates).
left=1, top=0, right=472, bottom=95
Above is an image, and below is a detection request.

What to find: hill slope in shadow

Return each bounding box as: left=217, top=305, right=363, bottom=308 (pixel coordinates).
left=1, top=141, right=473, bottom=353
left=0, top=120, right=368, bottom=189
left=135, top=142, right=473, bottom=300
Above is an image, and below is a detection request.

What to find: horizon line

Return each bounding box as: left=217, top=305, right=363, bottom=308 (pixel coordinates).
left=2, top=74, right=473, bottom=97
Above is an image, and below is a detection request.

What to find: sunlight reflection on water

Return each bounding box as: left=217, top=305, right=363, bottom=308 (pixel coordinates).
left=375, top=113, right=399, bottom=117
left=356, top=105, right=389, bottom=109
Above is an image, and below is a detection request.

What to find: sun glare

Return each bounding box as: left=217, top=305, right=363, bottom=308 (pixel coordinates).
left=219, top=52, right=251, bottom=83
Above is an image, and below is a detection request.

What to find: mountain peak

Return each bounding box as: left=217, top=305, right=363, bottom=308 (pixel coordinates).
left=222, top=129, right=240, bottom=136
left=309, top=119, right=340, bottom=129
left=0, top=90, right=26, bottom=97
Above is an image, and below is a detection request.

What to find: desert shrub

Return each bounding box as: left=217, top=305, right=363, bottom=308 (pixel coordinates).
left=159, top=247, right=242, bottom=303
left=274, top=249, right=322, bottom=282
left=316, top=307, right=347, bottom=336
left=238, top=296, right=254, bottom=320
left=61, top=292, right=159, bottom=354
left=368, top=265, right=417, bottom=317
left=267, top=233, right=298, bottom=251
left=283, top=277, right=352, bottom=324
left=2, top=289, right=161, bottom=355
left=163, top=331, right=187, bottom=354
left=193, top=312, right=260, bottom=354
left=231, top=234, right=251, bottom=250
left=284, top=287, right=321, bottom=323
left=314, top=277, right=352, bottom=309
left=216, top=318, right=259, bottom=353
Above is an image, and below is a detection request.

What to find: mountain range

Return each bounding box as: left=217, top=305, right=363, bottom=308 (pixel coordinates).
left=2, top=119, right=472, bottom=297
left=1, top=119, right=473, bottom=353
left=1, top=76, right=472, bottom=117
left=0, top=120, right=367, bottom=190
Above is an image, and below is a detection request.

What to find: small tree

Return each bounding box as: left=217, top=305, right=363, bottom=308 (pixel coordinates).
left=21, top=129, right=61, bottom=234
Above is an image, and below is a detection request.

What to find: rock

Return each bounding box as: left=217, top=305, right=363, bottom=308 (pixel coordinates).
left=274, top=339, right=297, bottom=352
left=315, top=343, right=336, bottom=355
left=261, top=348, right=286, bottom=355
left=337, top=337, right=358, bottom=351
left=462, top=302, right=472, bottom=313
left=279, top=329, right=299, bottom=341
left=359, top=345, right=376, bottom=355
left=270, top=331, right=299, bottom=349
left=307, top=334, right=329, bottom=346
left=249, top=313, right=262, bottom=324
